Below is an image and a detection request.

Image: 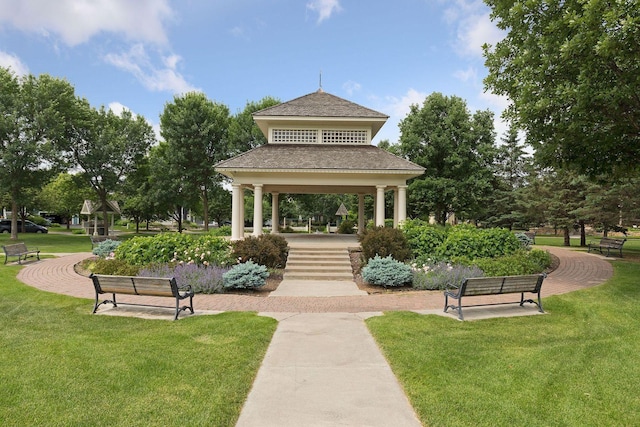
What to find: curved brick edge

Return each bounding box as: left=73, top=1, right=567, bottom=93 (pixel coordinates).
left=15, top=247, right=614, bottom=313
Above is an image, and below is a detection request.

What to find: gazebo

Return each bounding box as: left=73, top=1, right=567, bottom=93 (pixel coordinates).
left=215, top=89, right=425, bottom=240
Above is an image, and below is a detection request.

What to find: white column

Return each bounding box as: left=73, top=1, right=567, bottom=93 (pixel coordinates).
left=253, top=184, right=263, bottom=237
left=393, top=188, right=399, bottom=228
left=358, top=194, right=365, bottom=234
left=398, top=185, right=407, bottom=226
left=375, top=185, right=386, bottom=227
left=271, top=192, right=279, bottom=234
left=231, top=183, right=243, bottom=241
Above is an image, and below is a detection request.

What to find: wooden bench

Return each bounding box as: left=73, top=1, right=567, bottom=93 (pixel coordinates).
left=90, top=274, right=194, bottom=320
left=444, top=274, right=545, bottom=320
left=2, top=243, right=40, bottom=265
left=90, top=235, right=119, bottom=249
left=587, top=237, right=626, bottom=257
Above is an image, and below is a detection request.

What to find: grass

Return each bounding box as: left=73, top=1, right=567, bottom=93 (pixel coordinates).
left=0, top=266, right=277, bottom=426
left=0, top=232, right=95, bottom=253
left=534, top=235, right=640, bottom=260
left=366, top=260, right=640, bottom=426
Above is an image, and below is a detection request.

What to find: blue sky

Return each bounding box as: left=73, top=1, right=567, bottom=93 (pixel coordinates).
left=0, top=0, right=508, bottom=144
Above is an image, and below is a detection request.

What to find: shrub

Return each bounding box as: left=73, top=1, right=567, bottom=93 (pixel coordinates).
left=411, top=261, right=483, bottom=290
left=358, top=226, right=411, bottom=263
left=114, top=233, right=232, bottom=266
left=232, top=234, right=288, bottom=269
left=86, top=258, right=140, bottom=276
left=209, top=225, right=231, bottom=236
left=436, top=226, right=521, bottom=260
left=514, top=232, right=533, bottom=249
left=402, top=219, right=448, bottom=259
left=138, top=263, right=231, bottom=294
left=223, top=261, right=269, bottom=289
left=470, top=249, right=552, bottom=276
left=92, top=239, right=122, bottom=258
left=72, top=228, right=86, bottom=235
left=361, top=255, right=412, bottom=287
left=337, top=219, right=356, bottom=234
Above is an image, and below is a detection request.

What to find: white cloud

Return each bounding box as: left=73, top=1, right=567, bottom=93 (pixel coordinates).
left=455, top=13, right=504, bottom=57
left=104, top=44, right=198, bottom=94
left=0, top=0, right=173, bottom=46
left=307, top=0, right=342, bottom=23
left=108, top=102, right=129, bottom=116
left=0, top=51, right=29, bottom=75
left=439, top=0, right=504, bottom=58
left=342, top=80, right=361, bottom=96
left=385, top=88, right=427, bottom=119
left=453, top=66, right=478, bottom=83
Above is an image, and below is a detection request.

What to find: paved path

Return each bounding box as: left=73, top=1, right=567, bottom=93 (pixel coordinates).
left=15, top=245, right=614, bottom=426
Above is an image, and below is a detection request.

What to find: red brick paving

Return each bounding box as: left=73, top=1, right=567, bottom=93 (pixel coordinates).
left=16, top=246, right=614, bottom=314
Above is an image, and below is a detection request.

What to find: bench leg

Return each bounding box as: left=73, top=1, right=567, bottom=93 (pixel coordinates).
left=174, top=294, right=194, bottom=320
left=92, top=293, right=117, bottom=314
left=519, top=292, right=544, bottom=313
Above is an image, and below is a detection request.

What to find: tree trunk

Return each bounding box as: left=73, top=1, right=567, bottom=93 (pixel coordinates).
left=10, top=199, right=18, bottom=241
left=203, top=187, right=209, bottom=232
left=579, top=220, right=586, bottom=247
left=176, top=205, right=183, bottom=233
left=563, top=226, right=571, bottom=246
left=101, top=196, right=110, bottom=236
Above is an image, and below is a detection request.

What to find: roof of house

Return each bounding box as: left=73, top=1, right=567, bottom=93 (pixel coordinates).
left=215, top=144, right=424, bottom=173
left=252, top=89, right=389, bottom=119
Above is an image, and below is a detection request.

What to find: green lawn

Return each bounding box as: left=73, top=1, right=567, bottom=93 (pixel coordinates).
left=367, top=260, right=640, bottom=426
left=0, top=266, right=277, bottom=426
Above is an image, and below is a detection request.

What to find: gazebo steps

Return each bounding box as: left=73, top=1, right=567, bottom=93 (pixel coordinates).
left=284, top=246, right=354, bottom=281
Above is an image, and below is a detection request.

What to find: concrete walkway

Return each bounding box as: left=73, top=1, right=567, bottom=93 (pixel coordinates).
left=15, top=240, right=615, bottom=426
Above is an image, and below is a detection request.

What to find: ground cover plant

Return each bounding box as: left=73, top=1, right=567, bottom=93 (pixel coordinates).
left=366, top=260, right=640, bottom=426
left=0, top=266, right=277, bottom=426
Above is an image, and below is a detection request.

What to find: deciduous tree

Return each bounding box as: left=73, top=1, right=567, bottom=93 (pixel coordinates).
left=483, top=0, right=640, bottom=177
left=160, top=92, right=231, bottom=231
left=0, top=67, right=75, bottom=239
left=398, top=92, right=497, bottom=224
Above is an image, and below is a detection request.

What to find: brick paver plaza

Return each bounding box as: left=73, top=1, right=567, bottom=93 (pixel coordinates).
left=17, top=245, right=614, bottom=315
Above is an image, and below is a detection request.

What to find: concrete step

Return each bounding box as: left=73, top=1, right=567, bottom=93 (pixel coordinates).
left=287, top=253, right=349, bottom=261
left=286, top=260, right=351, bottom=268
left=285, top=265, right=352, bottom=274
left=283, top=271, right=355, bottom=281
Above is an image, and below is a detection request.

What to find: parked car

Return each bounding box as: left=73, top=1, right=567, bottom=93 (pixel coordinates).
left=0, top=219, right=48, bottom=234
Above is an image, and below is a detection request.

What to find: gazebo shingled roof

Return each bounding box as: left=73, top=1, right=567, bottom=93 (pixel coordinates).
left=215, top=144, right=424, bottom=173
left=253, top=90, right=389, bottom=119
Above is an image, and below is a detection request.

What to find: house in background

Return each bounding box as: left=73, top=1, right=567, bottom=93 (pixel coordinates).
left=215, top=89, right=425, bottom=240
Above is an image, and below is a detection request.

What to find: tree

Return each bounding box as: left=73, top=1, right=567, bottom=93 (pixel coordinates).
left=0, top=67, right=75, bottom=239
left=160, top=92, right=232, bottom=231
left=147, top=142, right=199, bottom=232
left=120, top=157, right=158, bottom=233
left=64, top=100, right=155, bottom=236
left=483, top=124, right=533, bottom=229
left=40, top=173, right=93, bottom=229
left=398, top=92, right=497, bottom=224
left=227, top=96, right=280, bottom=155
left=483, top=0, right=640, bottom=177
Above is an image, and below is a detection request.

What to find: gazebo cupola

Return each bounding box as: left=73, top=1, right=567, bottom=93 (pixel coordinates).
left=215, top=89, right=424, bottom=240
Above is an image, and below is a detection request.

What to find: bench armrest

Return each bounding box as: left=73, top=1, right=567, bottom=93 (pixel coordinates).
left=445, top=283, right=459, bottom=292
left=177, top=284, right=194, bottom=296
